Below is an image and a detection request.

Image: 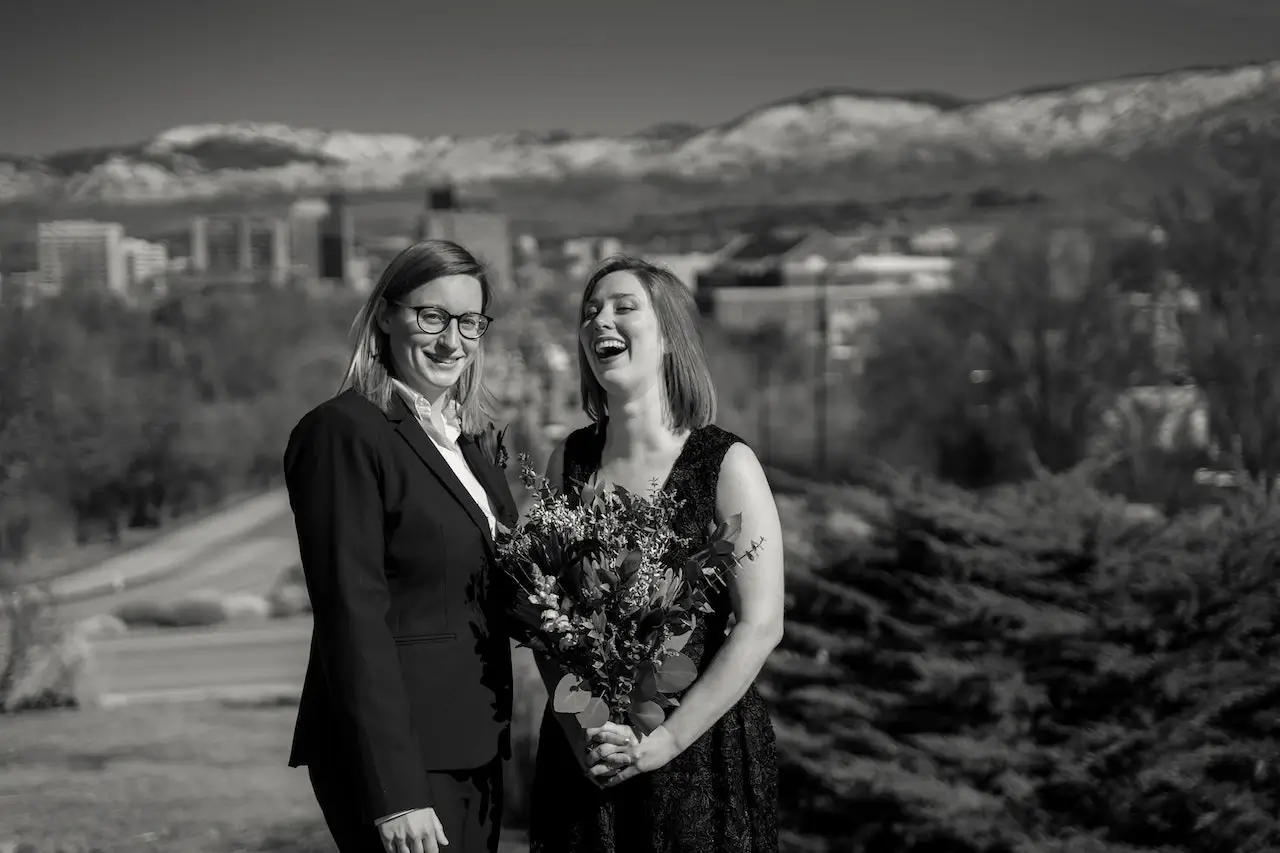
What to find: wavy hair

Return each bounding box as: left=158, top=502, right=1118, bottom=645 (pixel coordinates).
left=578, top=255, right=716, bottom=430
left=339, top=239, right=496, bottom=434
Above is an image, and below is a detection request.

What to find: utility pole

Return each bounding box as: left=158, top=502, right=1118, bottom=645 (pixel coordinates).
left=814, top=263, right=831, bottom=472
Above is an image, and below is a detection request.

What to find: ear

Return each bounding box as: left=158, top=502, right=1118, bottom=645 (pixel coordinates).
left=375, top=298, right=392, bottom=335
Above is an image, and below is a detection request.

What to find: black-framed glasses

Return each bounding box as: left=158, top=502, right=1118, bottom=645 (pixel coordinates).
left=392, top=302, right=493, bottom=340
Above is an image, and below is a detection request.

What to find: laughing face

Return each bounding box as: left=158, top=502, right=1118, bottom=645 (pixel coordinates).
left=378, top=274, right=485, bottom=400
left=580, top=270, right=664, bottom=398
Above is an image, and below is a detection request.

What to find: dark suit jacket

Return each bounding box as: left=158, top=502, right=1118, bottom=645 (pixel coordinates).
left=282, top=388, right=519, bottom=822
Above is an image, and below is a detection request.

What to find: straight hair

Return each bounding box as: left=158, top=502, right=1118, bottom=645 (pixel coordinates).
left=339, top=239, right=496, bottom=434
left=578, top=255, right=716, bottom=430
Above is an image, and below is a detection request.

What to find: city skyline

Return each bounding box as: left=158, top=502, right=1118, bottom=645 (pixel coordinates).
left=2, top=0, right=1277, bottom=156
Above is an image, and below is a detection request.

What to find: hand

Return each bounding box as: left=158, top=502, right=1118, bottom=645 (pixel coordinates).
left=377, top=808, right=449, bottom=853
left=585, top=722, right=681, bottom=787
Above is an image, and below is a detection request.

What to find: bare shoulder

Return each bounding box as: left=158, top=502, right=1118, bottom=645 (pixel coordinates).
left=545, top=437, right=569, bottom=494
left=715, top=440, right=773, bottom=508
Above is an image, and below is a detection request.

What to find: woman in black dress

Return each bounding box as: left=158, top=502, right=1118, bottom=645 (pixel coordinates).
left=528, top=256, right=784, bottom=853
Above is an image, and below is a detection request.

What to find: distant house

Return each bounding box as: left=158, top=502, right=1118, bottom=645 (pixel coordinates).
left=696, top=227, right=959, bottom=367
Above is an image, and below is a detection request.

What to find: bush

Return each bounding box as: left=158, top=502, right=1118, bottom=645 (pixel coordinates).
left=0, top=588, right=84, bottom=714
left=113, top=594, right=228, bottom=629
left=767, top=467, right=1280, bottom=852
left=267, top=563, right=312, bottom=618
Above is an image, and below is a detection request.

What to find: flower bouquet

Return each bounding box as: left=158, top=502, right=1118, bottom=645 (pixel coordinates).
left=496, top=456, right=762, bottom=736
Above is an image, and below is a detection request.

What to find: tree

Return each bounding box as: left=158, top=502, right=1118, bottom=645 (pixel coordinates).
left=1158, top=121, right=1280, bottom=490
left=857, top=222, right=1156, bottom=486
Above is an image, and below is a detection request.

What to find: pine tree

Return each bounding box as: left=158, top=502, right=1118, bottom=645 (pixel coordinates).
left=765, top=468, right=1280, bottom=852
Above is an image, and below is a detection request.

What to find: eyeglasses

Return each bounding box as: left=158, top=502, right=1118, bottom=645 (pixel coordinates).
left=392, top=303, right=493, bottom=340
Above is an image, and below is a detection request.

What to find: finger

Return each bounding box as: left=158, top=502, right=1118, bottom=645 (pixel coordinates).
left=607, top=765, right=640, bottom=786
left=590, top=748, right=632, bottom=766
left=409, top=833, right=427, bottom=853
left=589, top=731, right=633, bottom=747
left=395, top=836, right=412, bottom=853
left=431, top=811, right=449, bottom=847
left=587, top=743, right=625, bottom=763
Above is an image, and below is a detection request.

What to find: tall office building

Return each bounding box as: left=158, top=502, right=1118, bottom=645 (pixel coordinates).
left=321, top=192, right=355, bottom=284
left=122, top=237, right=169, bottom=286
left=189, top=214, right=291, bottom=283
left=418, top=186, right=513, bottom=292
left=190, top=217, right=209, bottom=272
left=289, top=198, right=327, bottom=282
left=37, top=220, right=127, bottom=295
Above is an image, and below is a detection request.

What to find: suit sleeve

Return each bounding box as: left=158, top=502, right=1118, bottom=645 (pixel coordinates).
left=283, top=407, right=432, bottom=817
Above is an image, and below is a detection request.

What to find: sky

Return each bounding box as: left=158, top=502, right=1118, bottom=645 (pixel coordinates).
left=1, top=0, right=1277, bottom=156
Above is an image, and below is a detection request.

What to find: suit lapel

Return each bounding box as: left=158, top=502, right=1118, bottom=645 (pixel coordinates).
left=459, top=437, right=518, bottom=529
left=386, top=396, right=497, bottom=554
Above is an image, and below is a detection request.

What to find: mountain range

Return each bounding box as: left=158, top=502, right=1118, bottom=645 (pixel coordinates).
left=1, top=59, right=1277, bottom=222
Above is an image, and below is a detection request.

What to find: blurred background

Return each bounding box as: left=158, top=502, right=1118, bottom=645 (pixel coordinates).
left=2, top=1, right=1279, bottom=851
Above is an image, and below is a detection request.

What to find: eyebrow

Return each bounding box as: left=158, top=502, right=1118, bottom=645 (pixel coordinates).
left=586, top=292, right=639, bottom=303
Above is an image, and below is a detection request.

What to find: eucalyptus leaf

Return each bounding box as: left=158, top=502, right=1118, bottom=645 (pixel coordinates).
left=714, top=513, right=743, bottom=543
left=575, top=696, right=609, bottom=728
left=629, top=700, right=665, bottom=736
left=654, top=652, right=698, bottom=693
left=553, top=674, right=591, bottom=714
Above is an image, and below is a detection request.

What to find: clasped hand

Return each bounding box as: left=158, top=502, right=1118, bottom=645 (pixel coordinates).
left=582, top=722, right=679, bottom=787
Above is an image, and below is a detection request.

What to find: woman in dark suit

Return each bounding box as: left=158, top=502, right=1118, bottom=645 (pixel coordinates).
left=283, top=240, right=519, bottom=853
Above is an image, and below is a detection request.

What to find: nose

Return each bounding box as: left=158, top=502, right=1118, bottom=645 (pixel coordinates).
left=590, top=307, right=615, bottom=332
left=438, top=319, right=462, bottom=348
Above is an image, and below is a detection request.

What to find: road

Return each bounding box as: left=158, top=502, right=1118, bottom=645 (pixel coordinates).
left=85, top=619, right=312, bottom=707
left=51, top=491, right=300, bottom=624
left=2, top=489, right=307, bottom=705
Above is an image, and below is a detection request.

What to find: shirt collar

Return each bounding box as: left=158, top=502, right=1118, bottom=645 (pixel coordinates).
left=391, top=379, right=462, bottom=445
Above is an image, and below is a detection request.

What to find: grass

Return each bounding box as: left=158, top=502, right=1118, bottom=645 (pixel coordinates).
left=1, top=701, right=531, bottom=853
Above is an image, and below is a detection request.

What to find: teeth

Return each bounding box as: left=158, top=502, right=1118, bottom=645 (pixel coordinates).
left=594, top=339, right=626, bottom=355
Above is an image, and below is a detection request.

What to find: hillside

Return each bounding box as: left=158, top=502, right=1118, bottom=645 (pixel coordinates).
left=1, top=59, right=1277, bottom=229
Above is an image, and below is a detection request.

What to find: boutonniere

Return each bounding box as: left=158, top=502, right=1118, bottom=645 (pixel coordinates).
left=475, top=421, right=510, bottom=470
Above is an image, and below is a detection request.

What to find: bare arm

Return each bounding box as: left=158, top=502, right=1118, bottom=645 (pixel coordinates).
left=648, top=442, right=785, bottom=753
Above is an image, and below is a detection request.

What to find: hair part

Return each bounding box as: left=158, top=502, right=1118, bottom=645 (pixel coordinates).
left=578, top=254, right=716, bottom=431
left=340, top=239, right=496, bottom=434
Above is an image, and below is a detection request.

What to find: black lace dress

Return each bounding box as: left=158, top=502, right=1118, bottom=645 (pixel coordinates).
left=528, top=422, right=779, bottom=853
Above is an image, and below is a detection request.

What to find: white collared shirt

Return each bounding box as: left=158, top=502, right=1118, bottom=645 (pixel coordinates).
left=390, top=379, right=497, bottom=537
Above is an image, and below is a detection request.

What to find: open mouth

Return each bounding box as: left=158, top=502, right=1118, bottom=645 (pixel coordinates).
left=593, top=337, right=628, bottom=361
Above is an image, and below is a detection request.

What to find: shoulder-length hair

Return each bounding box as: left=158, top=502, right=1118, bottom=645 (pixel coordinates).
left=578, top=255, right=716, bottom=431
left=340, top=239, right=496, bottom=434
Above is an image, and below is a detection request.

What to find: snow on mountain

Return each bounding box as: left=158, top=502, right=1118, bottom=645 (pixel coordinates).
left=4, top=59, right=1278, bottom=205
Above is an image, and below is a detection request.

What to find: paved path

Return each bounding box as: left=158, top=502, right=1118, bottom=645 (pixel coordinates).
left=48, top=491, right=299, bottom=624
left=47, top=490, right=293, bottom=602
left=86, top=619, right=311, bottom=707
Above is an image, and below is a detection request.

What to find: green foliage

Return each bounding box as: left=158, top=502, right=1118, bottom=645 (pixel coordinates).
left=0, top=284, right=358, bottom=569
left=113, top=596, right=228, bottom=629
left=855, top=223, right=1159, bottom=486
left=768, top=468, right=1280, bottom=852
left=1158, top=120, right=1280, bottom=487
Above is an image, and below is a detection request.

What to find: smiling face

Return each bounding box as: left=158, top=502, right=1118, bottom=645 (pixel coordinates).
left=377, top=273, right=485, bottom=400
left=579, top=270, right=665, bottom=399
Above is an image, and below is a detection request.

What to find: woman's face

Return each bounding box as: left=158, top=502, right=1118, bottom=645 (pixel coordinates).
left=580, top=271, right=664, bottom=397
left=377, top=274, right=485, bottom=399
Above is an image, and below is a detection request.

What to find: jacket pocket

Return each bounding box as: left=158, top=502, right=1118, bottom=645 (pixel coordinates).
left=393, top=632, right=456, bottom=645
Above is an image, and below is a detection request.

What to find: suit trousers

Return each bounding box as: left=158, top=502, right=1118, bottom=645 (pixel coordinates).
left=308, top=757, right=505, bottom=853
